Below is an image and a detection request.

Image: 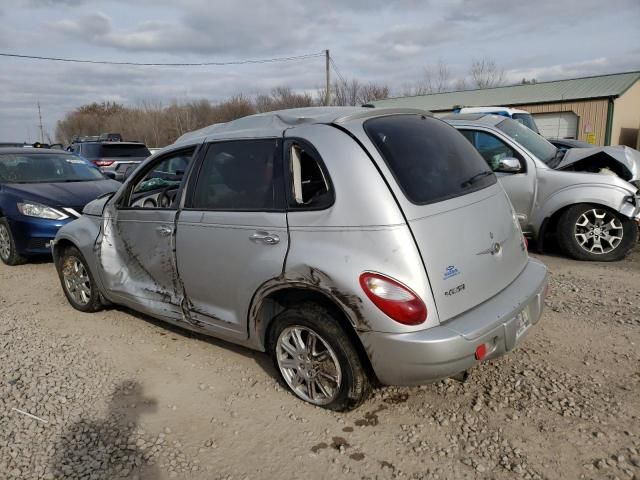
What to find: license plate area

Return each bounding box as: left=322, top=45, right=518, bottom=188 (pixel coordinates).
left=515, top=307, right=531, bottom=341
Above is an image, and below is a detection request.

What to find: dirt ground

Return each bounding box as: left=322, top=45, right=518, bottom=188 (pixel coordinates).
left=1, top=246, right=639, bottom=480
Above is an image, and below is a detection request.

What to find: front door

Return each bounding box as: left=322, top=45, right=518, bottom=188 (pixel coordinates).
left=459, top=129, right=536, bottom=230
left=175, top=138, right=288, bottom=341
left=98, top=147, right=196, bottom=317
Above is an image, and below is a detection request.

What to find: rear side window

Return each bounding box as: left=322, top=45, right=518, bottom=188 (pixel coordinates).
left=364, top=115, right=496, bottom=205
left=190, top=139, right=282, bottom=211
left=287, top=141, right=333, bottom=209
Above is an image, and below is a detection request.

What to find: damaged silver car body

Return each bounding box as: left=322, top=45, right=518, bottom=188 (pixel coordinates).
left=445, top=113, right=640, bottom=261
left=53, top=107, right=548, bottom=410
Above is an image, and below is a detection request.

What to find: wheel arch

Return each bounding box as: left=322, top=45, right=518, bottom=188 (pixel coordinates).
left=249, top=282, right=379, bottom=384
left=532, top=184, right=635, bottom=237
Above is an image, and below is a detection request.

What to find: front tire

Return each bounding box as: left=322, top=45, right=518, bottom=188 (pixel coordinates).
left=557, top=204, right=638, bottom=261
left=267, top=303, right=370, bottom=411
left=0, top=218, right=26, bottom=266
left=57, top=246, right=103, bottom=312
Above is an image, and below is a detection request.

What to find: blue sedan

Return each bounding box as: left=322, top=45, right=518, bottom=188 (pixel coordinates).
left=0, top=148, right=120, bottom=265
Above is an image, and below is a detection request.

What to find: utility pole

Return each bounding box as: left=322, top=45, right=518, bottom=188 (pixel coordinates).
left=37, top=101, right=44, bottom=143
left=325, top=49, right=331, bottom=106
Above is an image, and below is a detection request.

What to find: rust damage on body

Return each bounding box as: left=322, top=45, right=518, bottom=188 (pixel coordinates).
left=250, top=266, right=370, bottom=345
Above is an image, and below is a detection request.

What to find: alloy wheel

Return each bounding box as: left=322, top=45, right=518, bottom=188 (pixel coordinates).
left=0, top=224, right=11, bottom=261
left=574, top=208, right=623, bottom=255
left=62, top=256, right=92, bottom=305
left=276, top=326, right=342, bottom=405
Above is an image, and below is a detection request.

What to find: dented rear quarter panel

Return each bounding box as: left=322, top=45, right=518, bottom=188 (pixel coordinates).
left=249, top=123, right=441, bottom=345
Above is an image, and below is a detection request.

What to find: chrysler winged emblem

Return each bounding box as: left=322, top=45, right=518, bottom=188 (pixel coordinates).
left=476, top=231, right=508, bottom=256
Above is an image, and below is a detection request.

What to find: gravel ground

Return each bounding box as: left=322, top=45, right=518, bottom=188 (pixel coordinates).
left=1, top=247, right=639, bottom=479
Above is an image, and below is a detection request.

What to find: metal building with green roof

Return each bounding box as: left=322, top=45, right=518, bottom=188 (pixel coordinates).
left=373, top=71, right=640, bottom=147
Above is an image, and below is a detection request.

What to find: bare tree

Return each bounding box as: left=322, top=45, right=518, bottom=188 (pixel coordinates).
left=358, top=82, right=390, bottom=103
left=403, top=59, right=454, bottom=96
left=469, top=57, right=505, bottom=89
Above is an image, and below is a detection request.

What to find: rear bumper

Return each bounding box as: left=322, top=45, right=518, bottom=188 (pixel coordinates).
left=361, top=258, right=548, bottom=386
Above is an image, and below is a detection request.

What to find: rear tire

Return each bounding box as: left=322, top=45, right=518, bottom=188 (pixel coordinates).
left=0, top=218, right=27, bottom=266
left=557, top=204, right=638, bottom=261
left=57, top=246, right=103, bottom=312
left=267, top=302, right=370, bottom=411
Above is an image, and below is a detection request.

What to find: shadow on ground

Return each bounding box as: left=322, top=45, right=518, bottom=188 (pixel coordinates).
left=50, top=380, right=160, bottom=479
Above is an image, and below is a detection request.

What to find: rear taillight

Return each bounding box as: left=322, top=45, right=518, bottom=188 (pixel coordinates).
left=92, top=159, right=114, bottom=167
left=359, top=272, right=427, bottom=325
left=523, top=236, right=529, bottom=249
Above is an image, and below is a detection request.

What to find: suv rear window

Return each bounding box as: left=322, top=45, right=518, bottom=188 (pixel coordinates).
left=364, top=115, right=496, bottom=205
left=83, top=143, right=151, bottom=158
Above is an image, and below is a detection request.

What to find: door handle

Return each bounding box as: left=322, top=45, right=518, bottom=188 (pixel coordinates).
left=249, top=231, right=280, bottom=245
left=157, top=225, right=173, bottom=237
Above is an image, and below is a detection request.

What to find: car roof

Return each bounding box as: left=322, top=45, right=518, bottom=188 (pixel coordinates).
left=173, top=106, right=432, bottom=146
left=441, top=113, right=507, bottom=127
left=0, top=147, right=74, bottom=155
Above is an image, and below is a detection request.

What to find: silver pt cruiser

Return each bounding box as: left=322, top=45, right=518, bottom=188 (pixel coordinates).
left=53, top=107, right=548, bottom=411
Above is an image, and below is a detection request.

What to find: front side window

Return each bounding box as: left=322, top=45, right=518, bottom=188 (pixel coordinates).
left=127, top=149, right=194, bottom=209
left=364, top=115, right=496, bottom=205
left=0, top=153, right=105, bottom=183
left=460, top=130, right=520, bottom=171
left=190, top=139, right=281, bottom=211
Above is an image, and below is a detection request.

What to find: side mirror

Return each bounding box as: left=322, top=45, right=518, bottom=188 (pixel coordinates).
left=103, top=171, right=117, bottom=180
left=496, top=157, right=522, bottom=173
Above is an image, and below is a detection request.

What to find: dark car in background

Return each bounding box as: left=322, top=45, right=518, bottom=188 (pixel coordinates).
left=68, top=139, right=151, bottom=180
left=0, top=148, right=120, bottom=265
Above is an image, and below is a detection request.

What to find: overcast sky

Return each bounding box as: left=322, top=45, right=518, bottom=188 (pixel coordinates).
left=0, top=0, right=639, bottom=142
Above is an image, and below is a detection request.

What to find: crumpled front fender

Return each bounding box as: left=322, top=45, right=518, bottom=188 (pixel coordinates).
left=532, top=183, right=640, bottom=233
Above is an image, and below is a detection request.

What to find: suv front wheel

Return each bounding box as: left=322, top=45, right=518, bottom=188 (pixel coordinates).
left=267, top=302, right=370, bottom=411
left=557, top=204, right=638, bottom=261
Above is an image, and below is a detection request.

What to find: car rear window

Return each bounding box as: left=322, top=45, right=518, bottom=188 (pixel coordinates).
left=84, top=143, right=151, bottom=158
left=364, top=115, right=497, bottom=205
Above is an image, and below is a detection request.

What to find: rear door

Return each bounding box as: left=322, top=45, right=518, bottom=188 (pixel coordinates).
left=347, top=114, right=528, bottom=322
left=175, top=138, right=288, bottom=341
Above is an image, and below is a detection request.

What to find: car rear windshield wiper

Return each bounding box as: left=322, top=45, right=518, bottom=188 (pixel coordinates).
left=460, top=170, right=493, bottom=188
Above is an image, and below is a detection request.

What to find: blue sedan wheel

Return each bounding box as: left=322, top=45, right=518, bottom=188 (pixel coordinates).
left=0, top=218, right=26, bottom=266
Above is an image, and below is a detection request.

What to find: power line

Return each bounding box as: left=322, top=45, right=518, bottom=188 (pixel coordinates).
left=0, top=51, right=325, bottom=66
left=329, top=57, right=347, bottom=86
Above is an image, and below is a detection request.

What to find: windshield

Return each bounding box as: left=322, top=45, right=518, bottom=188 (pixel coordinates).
left=0, top=153, right=106, bottom=183
left=512, top=113, right=540, bottom=134
left=365, top=115, right=496, bottom=205
left=496, top=118, right=558, bottom=164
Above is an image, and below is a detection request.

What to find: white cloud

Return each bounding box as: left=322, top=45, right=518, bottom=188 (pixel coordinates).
left=0, top=0, right=638, bottom=140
